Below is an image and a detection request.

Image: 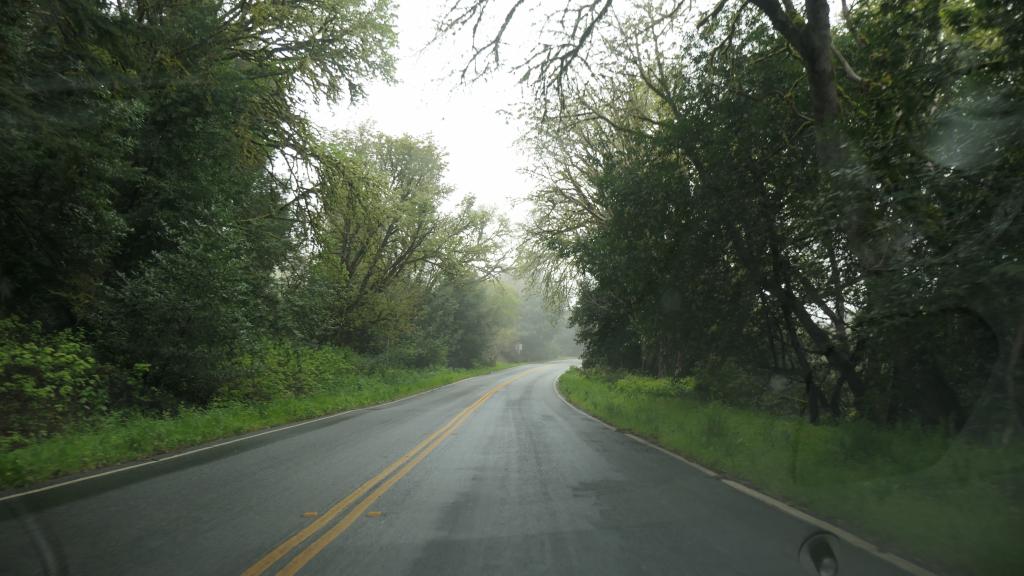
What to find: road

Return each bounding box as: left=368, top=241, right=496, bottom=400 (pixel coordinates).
left=0, top=362, right=910, bottom=575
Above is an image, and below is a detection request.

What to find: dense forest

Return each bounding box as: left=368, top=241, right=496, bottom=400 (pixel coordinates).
left=2, top=0, right=1021, bottom=452
left=0, top=0, right=576, bottom=449
left=440, top=0, right=1023, bottom=435
left=2, top=2, right=1020, bottom=571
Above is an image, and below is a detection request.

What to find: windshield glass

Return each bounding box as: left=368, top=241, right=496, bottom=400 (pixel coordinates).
left=1, top=1, right=1021, bottom=575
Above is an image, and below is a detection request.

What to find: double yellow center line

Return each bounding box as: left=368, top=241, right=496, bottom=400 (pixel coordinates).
left=242, top=367, right=541, bottom=576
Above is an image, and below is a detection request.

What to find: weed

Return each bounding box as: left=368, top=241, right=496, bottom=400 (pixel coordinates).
left=0, top=362, right=516, bottom=489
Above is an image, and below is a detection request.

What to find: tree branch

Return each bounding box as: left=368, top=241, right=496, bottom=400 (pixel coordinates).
left=696, top=0, right=730, bottom=29
left=748, top=0, right=804, bottom=53
left=831, top=42, right=864, bottom=83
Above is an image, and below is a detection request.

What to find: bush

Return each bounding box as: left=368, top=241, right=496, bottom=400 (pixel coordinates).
left=377, top=335, right=448, bottom=370
left=693, top=356, right=761, bottom=406
left=223, top=340, right=360, bottom=402
left=92, top=228, right=265, bottom=405
left=613, top=374, right=694, bottom=398
left=1, top=317, right=108, bottom=448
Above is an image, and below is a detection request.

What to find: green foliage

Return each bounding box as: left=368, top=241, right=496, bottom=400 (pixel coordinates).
left=225, top=340, right=360, bottom=402
left=0, top=0, right=526, bottom=429
left=445, top=280, right=516, bottom=368
left=692, top=357, right=760, bottom=406
left=94, top=226, right=270, bottom=405
left=287, top=128, right=510, bottom=358
left=0, top=0, right=399, bottom=408
left=522, top=0, right=1023, bottom=430
left=511, top=288, right=576, bottom=361
left=559, top=368, right=1024, bottom=575
left=0, top=0, right=527, bottom=500
left=0, top=317, right=108, bottom=448
left=0, top=359, right=515, bottom=489
left=613, top=373, right=694, bottom=399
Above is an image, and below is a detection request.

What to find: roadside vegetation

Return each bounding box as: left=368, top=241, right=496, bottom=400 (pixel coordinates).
left=437, top=1, right=1021, bottom=573
left=2, top=1, right=1022, bottom=572
left=501, top=0, right=1023, bottom=437
left=559, top=368, right=1023, bottom=575
left=0, top=1, right=578, bottom=489
left=0, top=354, right=515, bottom=490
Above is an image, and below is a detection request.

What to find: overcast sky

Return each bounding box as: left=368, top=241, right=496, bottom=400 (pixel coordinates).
left=306, top=2, right=537, bottom=223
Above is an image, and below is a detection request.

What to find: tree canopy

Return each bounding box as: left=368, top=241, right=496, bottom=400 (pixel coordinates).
left=442, top=0, right=1023, bottom=434
left=1, top=1, right=568, bottom=435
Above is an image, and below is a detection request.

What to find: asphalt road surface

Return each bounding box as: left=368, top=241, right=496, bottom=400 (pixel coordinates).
left=0, top=362, right=911, bottom=575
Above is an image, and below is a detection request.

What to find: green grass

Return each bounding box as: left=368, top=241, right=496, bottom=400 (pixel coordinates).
left=0, top=362, right=515, bottom=490
left=558, top=368, right=1024, bottom=576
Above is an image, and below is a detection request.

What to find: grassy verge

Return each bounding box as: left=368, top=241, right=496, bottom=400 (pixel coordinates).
left=558, top=367, right=1024, bottom=575
left=0, top=362, right=515, bottom=491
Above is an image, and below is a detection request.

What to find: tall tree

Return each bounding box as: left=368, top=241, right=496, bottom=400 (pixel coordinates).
left=480, top=1, right=1022, bottom=429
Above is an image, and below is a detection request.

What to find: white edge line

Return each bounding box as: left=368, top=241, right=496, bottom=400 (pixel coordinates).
left=622, top=433, right=719, bottom=478
left=0, top=365, right=534, bottom=504
left=551, top=378, right=616, bottom=430
left=550, top=374, right=939, bottom=576
left=719, top=479, right=937, bottom=576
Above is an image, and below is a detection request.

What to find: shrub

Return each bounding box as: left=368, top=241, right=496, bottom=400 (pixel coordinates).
left=613, top=374, right=694, bottom=398
left=92, top=227, right=267, bottom=406
left=1, top=316, right=108, bottom=448
left=223, top=340, right=360, bottom=402
left=693, top=356, right=761, bottom=406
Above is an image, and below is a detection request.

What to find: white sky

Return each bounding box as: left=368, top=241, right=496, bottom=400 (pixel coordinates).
left=306, top=1, right=537, bottom=224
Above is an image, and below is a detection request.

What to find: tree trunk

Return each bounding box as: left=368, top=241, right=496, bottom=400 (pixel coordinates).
left=780, top=296, right=820, bottom=423
left=800, top=0, right=840, bottom=126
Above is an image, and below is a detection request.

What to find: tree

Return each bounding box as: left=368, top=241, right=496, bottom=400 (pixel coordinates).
left=1, top=0, right=397, bottom=405
left=485, top=0, right=1022, bottom=431
left=290, top=128, right=510, bottom=353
